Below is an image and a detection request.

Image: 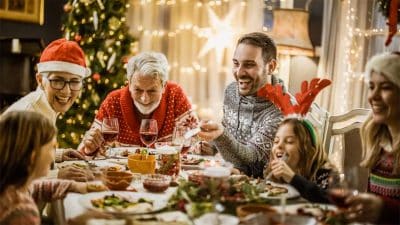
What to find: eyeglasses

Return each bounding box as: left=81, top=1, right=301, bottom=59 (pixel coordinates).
left=44, top=77, right=83, bottom=91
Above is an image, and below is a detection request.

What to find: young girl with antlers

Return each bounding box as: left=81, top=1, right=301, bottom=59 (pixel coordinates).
left=261, top=78, right=336, bottom=203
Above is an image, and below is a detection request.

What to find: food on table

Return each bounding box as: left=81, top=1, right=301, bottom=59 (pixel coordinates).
left=91, top=194, right=153, bottom=213
left=86, top=182, right=108, bottom=192
left=156, top=148, right=181, bottom=176
left=143, top=174, right=171, bottom=193
left=181, top=155, right=204, bottom=165
left=264, top=182, right=289, bottom=197
left=102, top=171, right=133, bottom=190
left=236, top=204, right=276, bottom=218
left=296, top=204, right=340, bottom=223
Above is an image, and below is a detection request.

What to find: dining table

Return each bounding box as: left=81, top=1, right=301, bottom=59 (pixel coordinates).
left=49, top=151, right=339, bottom=225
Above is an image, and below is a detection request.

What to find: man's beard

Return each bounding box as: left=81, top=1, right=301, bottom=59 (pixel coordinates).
left=134, top=98, right=161, bottom=115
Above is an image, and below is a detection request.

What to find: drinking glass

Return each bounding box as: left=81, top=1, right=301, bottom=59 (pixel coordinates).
left=140, top=119, right=158, bottom=148
left=327, top=167, right=359, bottom=209
left=101, top=118, right=119, bottom=146
left=172, top=126, right=192, bottom=155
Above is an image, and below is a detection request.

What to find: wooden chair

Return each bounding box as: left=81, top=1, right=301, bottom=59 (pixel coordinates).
left=306, top=103, right=329, bottom=142
left=323, top=108, right=371, bottom=191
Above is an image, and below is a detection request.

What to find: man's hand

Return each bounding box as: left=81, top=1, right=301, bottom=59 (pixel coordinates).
left=192, top=141, right=216, bottom=155
left=270, top=160, right=295, bottom=183
left=197, top=121, right=224, bottom=142
left=62, top=149, right=86, bottom=161
left=78, top=128, right=103, bottom=155
left=57, top=165, right=95, bottom=182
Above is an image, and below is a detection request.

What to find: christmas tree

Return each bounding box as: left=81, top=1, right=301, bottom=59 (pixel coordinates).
left=58, top=0, right=136, bottom=148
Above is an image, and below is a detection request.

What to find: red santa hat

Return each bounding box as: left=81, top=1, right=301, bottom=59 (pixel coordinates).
left=365, top=52, right=400, bottom=88
left=37, top=38, right=91, bottom=78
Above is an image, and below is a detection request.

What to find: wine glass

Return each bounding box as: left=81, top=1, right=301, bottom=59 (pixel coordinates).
left=101, top=118, right=119, bottom=146
left=172, top=126, right=192, bottom=155
left=327, top=167, right=359, bottom=209
left=140, top=119, right=158, bottom=148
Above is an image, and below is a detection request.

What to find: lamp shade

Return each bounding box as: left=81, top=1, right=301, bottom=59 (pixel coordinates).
left=269, top=8, right=314, bottom=56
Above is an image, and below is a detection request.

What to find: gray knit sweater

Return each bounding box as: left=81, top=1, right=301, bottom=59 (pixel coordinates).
left=213, top=76, right=283, bottom=177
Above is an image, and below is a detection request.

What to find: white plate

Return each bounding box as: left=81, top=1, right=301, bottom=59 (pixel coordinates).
left=194, top=213, right=239, bottom=225
left=259, top=181, right=300, bottom=200
left=79, top=191, right=168, bottom=215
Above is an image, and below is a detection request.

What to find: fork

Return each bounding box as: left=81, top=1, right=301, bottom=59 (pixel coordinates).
left=265, top=153, right=288, bottom=180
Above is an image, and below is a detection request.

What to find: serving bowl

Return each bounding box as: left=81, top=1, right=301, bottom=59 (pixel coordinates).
left=102, top=170, right=133, bottom=190
left=143, top=174, right=171, bottom=193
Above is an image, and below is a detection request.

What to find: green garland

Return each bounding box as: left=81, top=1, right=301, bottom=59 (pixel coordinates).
left=376, top=0, right=400, bottom=23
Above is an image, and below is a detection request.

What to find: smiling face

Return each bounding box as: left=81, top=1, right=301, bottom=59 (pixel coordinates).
left=129, top=73, right=164, bottom=115
left=272, top=123, right=301, bottom=170
left=37, top=72, right=82, bottom=113
left=232, top=43, right=274, bottom=96
left=368, top=71, right=400, bottom=126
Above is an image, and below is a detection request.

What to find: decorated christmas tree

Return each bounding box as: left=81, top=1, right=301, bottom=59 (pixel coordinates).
left=58, top=0, right=136, bottom=148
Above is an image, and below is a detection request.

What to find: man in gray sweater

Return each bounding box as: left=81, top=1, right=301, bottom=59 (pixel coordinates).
left=198, top=32, right=283, bottom=178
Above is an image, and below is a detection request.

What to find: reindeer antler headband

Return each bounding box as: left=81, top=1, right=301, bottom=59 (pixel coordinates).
left=257, top=78, right=332, bottom=146
left=257, top=78, right=331, bottom=116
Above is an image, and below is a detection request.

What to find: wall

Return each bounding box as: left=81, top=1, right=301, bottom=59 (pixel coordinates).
left=0, top=0, right=64, bottom=44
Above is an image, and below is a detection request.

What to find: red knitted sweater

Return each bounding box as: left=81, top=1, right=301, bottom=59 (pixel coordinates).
left=95, top=81, right=191, bottom=146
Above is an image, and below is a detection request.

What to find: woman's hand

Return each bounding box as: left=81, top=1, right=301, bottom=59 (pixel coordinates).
left=344, top=193, right=383, bottom=223
left=270, top=159, right=295, bottom=183
left=78, top=128, right=104, bottom=155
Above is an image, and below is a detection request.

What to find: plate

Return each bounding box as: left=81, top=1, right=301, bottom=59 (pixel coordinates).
left=106, top=147, right=139, bottom=158
left=259, top=181, right=300, bottom=200
left=79, top=191, right=168, bottom=215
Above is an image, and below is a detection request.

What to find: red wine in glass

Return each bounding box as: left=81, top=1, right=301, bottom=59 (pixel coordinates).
left=328, top=188, right=358, bottom=208
left=102, top=130, right=118, bottom=142
left=140, top=132, right=157, bottom=147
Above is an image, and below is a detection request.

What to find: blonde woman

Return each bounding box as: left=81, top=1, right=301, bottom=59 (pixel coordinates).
left=359, top=52, right=400, bottom=200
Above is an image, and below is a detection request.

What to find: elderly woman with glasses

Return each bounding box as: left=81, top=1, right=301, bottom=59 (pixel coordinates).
left=3, top=38, right=93, bottom=182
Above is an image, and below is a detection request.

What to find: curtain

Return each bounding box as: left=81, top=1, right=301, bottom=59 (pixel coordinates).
left=126, top=0, right=264, bottom=120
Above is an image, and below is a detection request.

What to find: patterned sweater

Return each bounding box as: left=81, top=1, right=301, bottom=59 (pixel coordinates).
left=290, top=167, right=332, bottom=203
left=369, top=148, right=400, bottom=200
left=94, top=81, right=191, bottom=146
left=213, top=77, right=283, bottom=178
left=0, top=179, right=72, bottom=225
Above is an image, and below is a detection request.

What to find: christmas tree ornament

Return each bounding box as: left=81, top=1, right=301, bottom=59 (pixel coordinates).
left=107, top=52, right=116, bottom=70
left=93, top=11, right=98, bottom=30
left=96, top=0, right=105, bottom=10
left=92, top=73, right=101, bottom=81
left=74, top=34, right=82, bottom=42
left=63, top=3, right=72, bottom=12
left=108, top=17, right=121, bottom=30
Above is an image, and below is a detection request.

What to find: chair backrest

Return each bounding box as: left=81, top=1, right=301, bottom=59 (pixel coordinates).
left=306, top=103, right=329, bottom=141
left=323, top=108, right=371, bottom=155
left=323, top=108, right=371, bottom=191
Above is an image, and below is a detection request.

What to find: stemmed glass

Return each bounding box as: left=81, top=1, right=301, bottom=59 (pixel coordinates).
left=172, top=126, right=192, bottom=155
left=327, top=167, right=359, bottom=209
left=101, top=118, right=119, bottom=147
left=139, top=119, right=158, bottom=148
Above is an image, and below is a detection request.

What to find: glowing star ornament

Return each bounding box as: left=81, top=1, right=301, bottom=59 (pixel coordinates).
left=198, top=5, right=239, bottom=61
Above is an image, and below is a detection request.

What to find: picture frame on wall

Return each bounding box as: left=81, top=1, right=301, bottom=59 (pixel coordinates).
left=0, top=0, right=44, bottom=25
